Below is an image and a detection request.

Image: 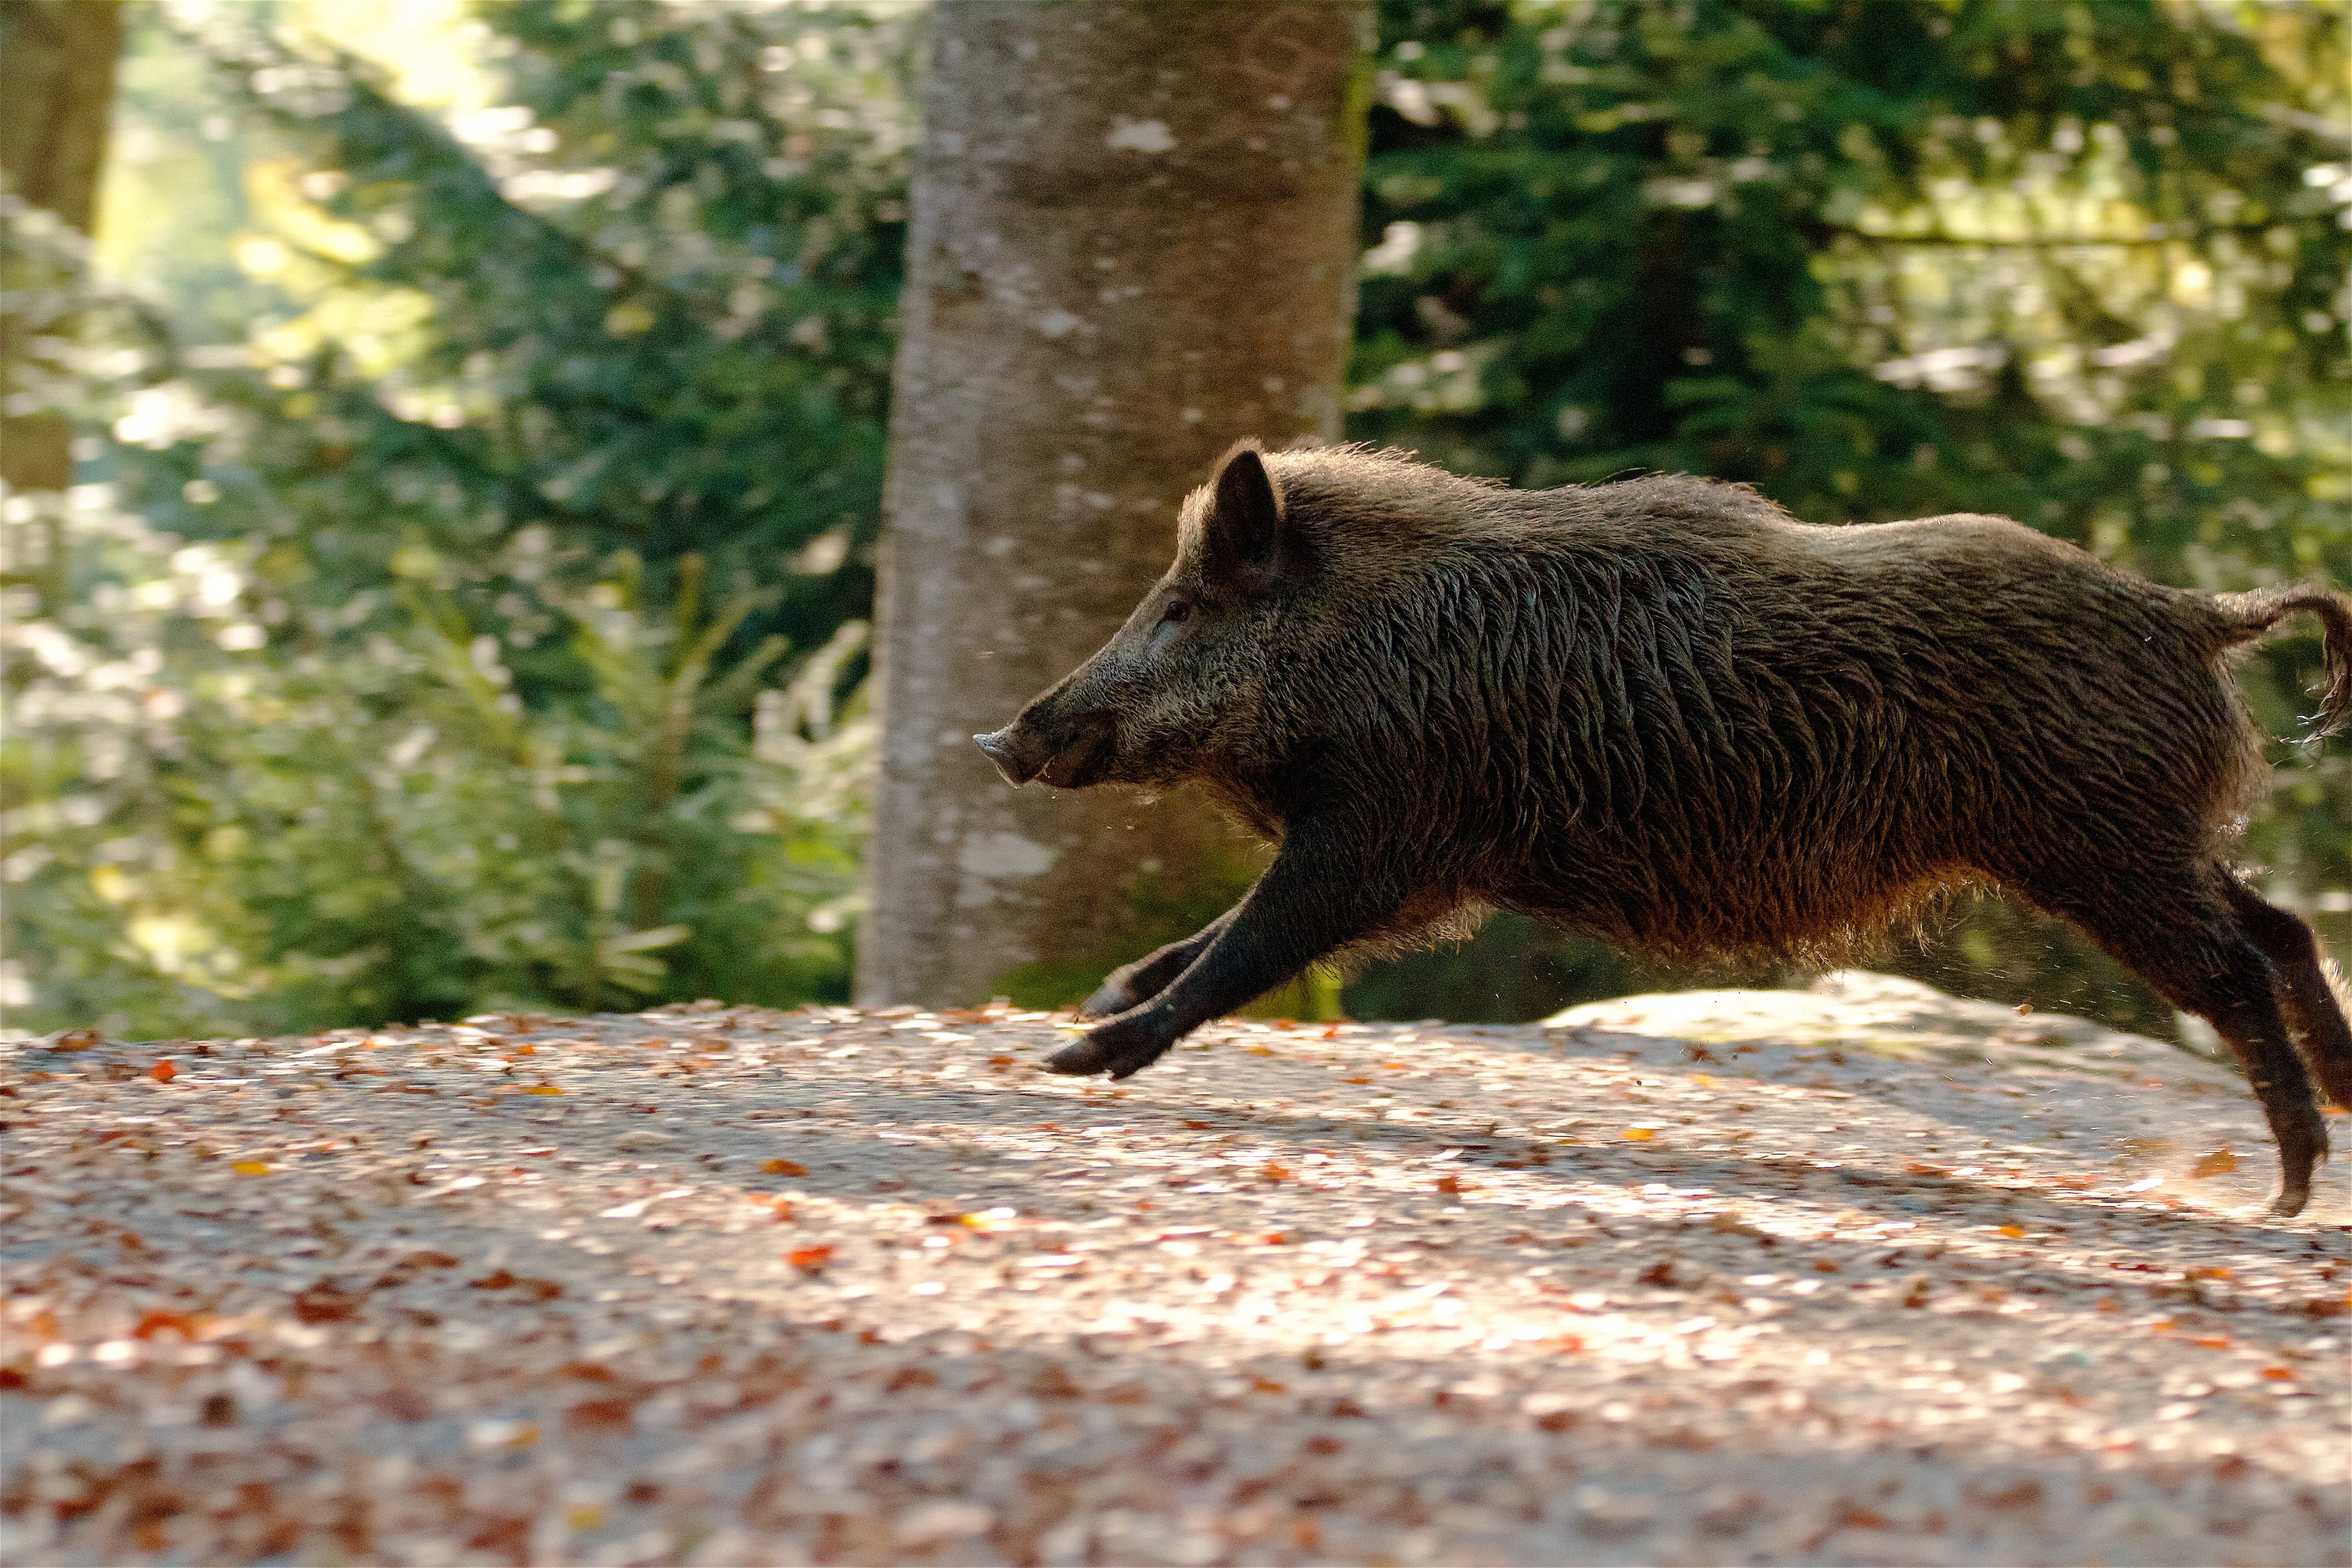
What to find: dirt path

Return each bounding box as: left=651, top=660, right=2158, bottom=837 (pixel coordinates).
left=4, top=996, right=2347, bottom=1566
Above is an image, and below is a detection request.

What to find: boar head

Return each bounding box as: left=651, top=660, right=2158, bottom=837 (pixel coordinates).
left=975, top=442, right=1304, bottom=792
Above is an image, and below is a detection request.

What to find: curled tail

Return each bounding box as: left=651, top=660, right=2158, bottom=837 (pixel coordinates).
left=2212, top=585, right=2352, bottom=739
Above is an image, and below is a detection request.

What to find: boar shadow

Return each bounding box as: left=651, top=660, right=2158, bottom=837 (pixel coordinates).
left=974, top=443, right=2352, bottom=1216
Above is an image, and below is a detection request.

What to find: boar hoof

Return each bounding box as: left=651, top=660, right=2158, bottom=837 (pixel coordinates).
left=1075, top=979, right=1138, bottom=1020
left=2267, top=1182, right=2310, bottom=1218
left=1045, top=1037, right=1114, bottom=1075
left=1044, top=1022, right=1168, bottom=1080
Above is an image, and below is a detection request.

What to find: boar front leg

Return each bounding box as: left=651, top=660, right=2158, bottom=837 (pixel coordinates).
left=1075, top=909, right=1240, bottom=1020
left=1047, top=825, right=1414, bottom=1080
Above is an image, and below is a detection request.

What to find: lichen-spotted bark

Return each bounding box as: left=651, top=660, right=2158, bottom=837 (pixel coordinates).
left=861, top=0, right=1369, bottom=1007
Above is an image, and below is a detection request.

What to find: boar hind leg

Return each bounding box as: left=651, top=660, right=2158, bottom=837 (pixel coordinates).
left=2039, top=874, right=2327, bottom=1216
left=1076, top=909, right=1239, bottom=1020
left=1047, top=828, right=1417, bottom=1080
left=2218, top=879, right=2352, bottom=1115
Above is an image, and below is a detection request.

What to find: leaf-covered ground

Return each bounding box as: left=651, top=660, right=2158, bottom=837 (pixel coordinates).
left=3, top=991, right=2346, bottom=1565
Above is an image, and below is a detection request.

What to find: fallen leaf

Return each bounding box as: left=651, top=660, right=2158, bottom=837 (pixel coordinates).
left=763, top=1159, right=808, bottom=1177
left=1246, top=1045, right=1273, bottom=1056
left=1031, top=1364, right=1083, bottom=1399
left=565, top=1399, right=634, bottom=1433
left=144, top=1060, right=176, bottom=1082
left=49, top=1028, right=101, bottom=1051
left=787, top=1245, right=834, bottom=1274
left=131, top=1311, right=197, bottom=1340
left=2188, top=1148, right=2237, bottom=1178
left=290, top=1282, right=358, bottom=1323
left=1623, top=1127, right=1655, bottom=1142
left=232, top=1160, right=271, bottom=1176
left=521, top=1085, right=562, bottom=1096
left=1998, top=1225, right=2025, bottom=1238
left=1434, top=1173, right=1467, bottom=1194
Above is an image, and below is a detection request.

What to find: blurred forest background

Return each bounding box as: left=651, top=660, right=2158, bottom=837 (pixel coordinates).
left=4, top=0, right=2346, bottom=1043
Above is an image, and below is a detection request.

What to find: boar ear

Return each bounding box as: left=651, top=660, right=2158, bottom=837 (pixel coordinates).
left=1201, top=444, right=1296, bottom=592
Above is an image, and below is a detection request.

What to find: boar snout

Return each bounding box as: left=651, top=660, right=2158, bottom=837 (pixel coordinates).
left=973, top=726, right=1044, bottom=787
left=974, top=712, right=1115, bottom=789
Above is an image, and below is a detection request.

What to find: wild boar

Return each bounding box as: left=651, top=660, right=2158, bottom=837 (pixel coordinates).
left=974, top=442, right=2352, bottom=1214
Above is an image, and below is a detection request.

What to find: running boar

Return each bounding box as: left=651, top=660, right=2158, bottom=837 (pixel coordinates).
left=975, top=442, right=2352, bottom=1214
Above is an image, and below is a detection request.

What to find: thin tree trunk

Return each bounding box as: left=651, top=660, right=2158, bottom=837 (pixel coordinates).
left=0, top=0, right=124, bottom=495
left=861, top=0, right=1369, bottom=1009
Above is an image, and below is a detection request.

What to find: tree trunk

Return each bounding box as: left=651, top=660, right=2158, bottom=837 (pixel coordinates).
left=860, top=0, right=1368, bottom=1009
left=0, top=0, right=124, bottom=495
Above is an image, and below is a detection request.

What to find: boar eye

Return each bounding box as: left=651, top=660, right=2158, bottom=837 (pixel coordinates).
left=1160, top=599, right=1192, bottom=626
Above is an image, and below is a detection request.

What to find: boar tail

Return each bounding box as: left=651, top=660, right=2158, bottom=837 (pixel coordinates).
left=2211, top=585, right=2352, bottom=740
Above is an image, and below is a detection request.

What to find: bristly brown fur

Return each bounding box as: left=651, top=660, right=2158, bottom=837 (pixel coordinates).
left=978, top=444, right=2352, bottom=1215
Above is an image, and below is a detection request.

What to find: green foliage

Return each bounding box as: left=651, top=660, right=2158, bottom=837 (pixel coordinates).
left=6, top=2, right=907, bottom=1035
left=2, top=471, right=868, bottom=1036
left=112, top=0, right=912, bottom=661
left=1340, top=0, right=2350, bottom=1027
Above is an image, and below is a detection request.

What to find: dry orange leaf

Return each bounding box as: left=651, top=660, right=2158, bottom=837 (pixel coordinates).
left=565, top=1399, right=634, bottom=1433
left=763, top=1158, right=808, bottom=1177
left=787, top=1244, right=834, bottom=1273
left=1623, top=1127, right=1655, bottom=1141
left=2189, top=1148, right=2237, bottom=1178
left=2260, top=1367, right=2295, bottom=1381
left=145, top=1060, right=176, bottom=1082
left=1261, top=1162, right=1292, bottom=1181
left=131, top=1311, right=198, bottom=1341
left=1434, top=1173, right=1467, bottom=1194
left=522, top=1085, right=562, bottom=1096
left=1342, top=1075, right=1371, bottom=1084
left=986, top=1055, right=1014, bottom=1066
left=231, top=1160, right=270, bottom=1176
left=1998, top=1225, right=2025, bottom=1238
left=1246, top=1045, right=1273, bottom=1056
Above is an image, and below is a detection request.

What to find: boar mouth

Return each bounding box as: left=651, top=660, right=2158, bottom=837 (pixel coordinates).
left=974, top=727, right=1115, bottom=790
left=1036, top=733, right=1114, bottom=789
